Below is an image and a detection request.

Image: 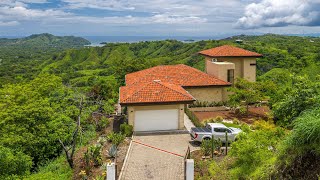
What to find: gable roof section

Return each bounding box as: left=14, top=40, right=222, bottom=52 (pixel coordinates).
left=199, top=45, right=262, bottom=57
left=125, top=64, right=231, bottom=87
left=120, top=80, right=195, bottom=105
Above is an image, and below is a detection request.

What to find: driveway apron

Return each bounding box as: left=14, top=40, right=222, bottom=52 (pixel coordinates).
left=120, top=133, right=192, bottom=180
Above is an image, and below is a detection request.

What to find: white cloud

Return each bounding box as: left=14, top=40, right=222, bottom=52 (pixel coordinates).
left=0, top=0, right=249, bottom=29
left=0, top=6, right=207, bottom=26
left=62, top=0, right=135, bottom=10
left=53, top=13, right=206, bottom=25
left=236, top=0, right=320, bottom=29
left=151, top=14, right=207, bottom=24
left=0, top=20, right=19, bottom=26
left=61, top=0, right=244, bottom=19
left=0, top=0, right=48, bottom=6
left=0, top=6, right=71, bottom=21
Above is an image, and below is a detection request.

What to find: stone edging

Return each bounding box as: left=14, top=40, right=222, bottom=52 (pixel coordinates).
left=118, top=136, right=133, bottom=180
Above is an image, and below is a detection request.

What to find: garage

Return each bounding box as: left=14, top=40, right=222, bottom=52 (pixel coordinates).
left=134, top=109, right=179, bottom=131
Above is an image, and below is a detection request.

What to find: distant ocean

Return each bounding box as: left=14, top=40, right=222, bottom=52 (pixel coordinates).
left=1, top=33, right=319, bottom=47
left=82, top=35, right=230, bottom=46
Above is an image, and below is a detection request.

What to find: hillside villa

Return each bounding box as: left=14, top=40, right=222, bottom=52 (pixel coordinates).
left=119, top=45, right=262, bottom=132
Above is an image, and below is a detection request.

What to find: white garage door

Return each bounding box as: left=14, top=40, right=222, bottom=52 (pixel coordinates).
left=134, top=109, right=179, bottom=131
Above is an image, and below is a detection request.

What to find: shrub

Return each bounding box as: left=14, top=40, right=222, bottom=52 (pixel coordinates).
left=212, top=138, right=222, bottom=152
left=232, top=118, right=240, bottom=125
left=201, top=139, right=211, bottom=156
left=82, top=144, right=102, bottom=175
left=0, top=146, right=32, bottom=179
left=96, top=117, right=110, bottom=131
left=209, top=157, right=235, bottom=179
left=189, top=101, right=227, bottom=108
left=120, top=123, right=133, bottom=137
left=194, top=159, right=212, bottom=179
left=24, top=155, right=72, bottom=180
left=88, top=145, right=103, bottom=166
left=83, top=151, right=92, bottom=174
left=229, top=121, right=286, bottom=179
left=273, top=107, right=320, bottom=179
left=215, top=116, right=224, bottom=122
left=287, top=107, right=320, bottom=149
left=97, top=136, right=107, bottom=146
left=238, top=106, right=247, bottom=115
left=106, top=132, right=125, bottom=146
left=240, top=123, right=251, bottom=133
left=203, top=118, right=216, bottom=124
left=251, top=120, right=277, bottom=131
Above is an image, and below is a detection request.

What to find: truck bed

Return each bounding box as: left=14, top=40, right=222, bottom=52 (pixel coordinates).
left=191, top=127, right=210, bottom=133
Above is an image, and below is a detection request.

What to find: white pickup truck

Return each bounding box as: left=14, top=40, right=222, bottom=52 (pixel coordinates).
left=190, top=123, right=242, bottom=142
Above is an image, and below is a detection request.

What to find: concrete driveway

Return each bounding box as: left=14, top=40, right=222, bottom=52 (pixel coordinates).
left=120, top=133, right=197, bottom=180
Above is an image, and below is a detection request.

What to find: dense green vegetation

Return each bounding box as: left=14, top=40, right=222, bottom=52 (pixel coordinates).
left=1, top=34, right=320, bottom=179
left=24, top=155, right=72, bottom=180
left=0, top=75, right=76, bottom=176
left=0, top=33, right=90, bottom=85
left=200, top=67, right=320, bottom=179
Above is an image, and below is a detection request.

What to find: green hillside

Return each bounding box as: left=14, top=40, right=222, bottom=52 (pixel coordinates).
left=0, top=33, right=90, bottom=47
left=1, top=34, right=320, bottom=179
left=40, top=34, right=320, bottom=87
left=0, top=33, right=90, bottom=85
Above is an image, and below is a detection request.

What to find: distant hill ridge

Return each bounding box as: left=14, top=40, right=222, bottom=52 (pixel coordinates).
left=0, top=33, right=90, bottom=47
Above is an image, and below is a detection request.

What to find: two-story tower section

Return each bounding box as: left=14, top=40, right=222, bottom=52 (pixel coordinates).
left=199, top=45, right=262, bottom=83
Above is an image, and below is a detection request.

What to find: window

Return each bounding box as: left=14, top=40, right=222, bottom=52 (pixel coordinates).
left=214, top=128, right=232, bottom=133
left=206, top=124, right=212, bottom=131
left=227, top=69, right=234, bottom=84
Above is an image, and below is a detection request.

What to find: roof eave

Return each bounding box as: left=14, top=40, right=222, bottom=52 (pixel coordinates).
left=182, top=84, right=232, bottom=88
left=199, top=53, right=263, bottom=58
left=120, top=100, right=195, bottom=106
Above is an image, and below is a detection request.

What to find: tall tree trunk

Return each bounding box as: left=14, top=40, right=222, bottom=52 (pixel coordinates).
left=59, top=97, right=83, bottom=169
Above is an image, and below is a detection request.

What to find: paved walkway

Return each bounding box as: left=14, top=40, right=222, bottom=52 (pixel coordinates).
left=184, top=113, right=195, bottom=132
left=120, top=134, right=193, bottom=180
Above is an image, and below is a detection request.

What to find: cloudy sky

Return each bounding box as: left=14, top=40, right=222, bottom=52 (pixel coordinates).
left=0, top=0, right=320, bottom=36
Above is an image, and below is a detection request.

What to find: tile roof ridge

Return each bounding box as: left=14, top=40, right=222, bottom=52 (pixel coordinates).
left=127, top=66, right=159, bottom=85
left=199, top=44, right=262, bottom=57
left=155, top=81, right=194, bottom=100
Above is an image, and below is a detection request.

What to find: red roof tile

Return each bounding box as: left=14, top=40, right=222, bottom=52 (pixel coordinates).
left=120, top=80, right=195, bottom=105
left=126, top=64, right=231, bottom=87
left=199, top=45, right=262, bottom=57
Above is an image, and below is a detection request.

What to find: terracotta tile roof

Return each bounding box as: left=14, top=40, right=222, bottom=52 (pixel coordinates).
left=126, top=64, right=231, bottom=87
left=120, top=80, right=195, bottom=105
left=199, top=45, right=262, bottom=57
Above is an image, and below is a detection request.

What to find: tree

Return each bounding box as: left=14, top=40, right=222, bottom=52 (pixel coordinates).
left=58, top=95, right=84, bottom=168
left=0, top=74, right=76, bottom=167
left=59, top=92, right=104, bottom=168
left=272, top=76, right=320, bottom=126
left=228, top=78, right=264, bottom=114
